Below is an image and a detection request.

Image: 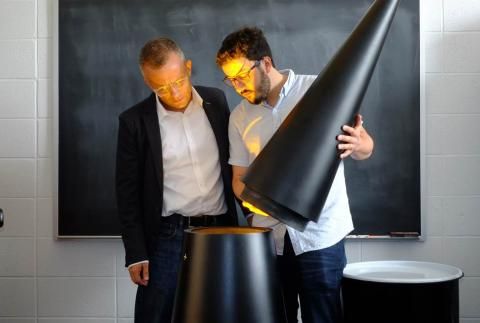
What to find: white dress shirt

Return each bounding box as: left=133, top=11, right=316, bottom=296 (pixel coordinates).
left=156, top=88, right=227, bottom=218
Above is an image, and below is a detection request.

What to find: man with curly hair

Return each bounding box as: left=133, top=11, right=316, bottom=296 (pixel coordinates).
left=216, top=27, right=374, bottom=323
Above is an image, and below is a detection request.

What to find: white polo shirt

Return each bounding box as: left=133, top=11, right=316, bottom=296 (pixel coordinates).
left=228, top=70, right=354, bottom=255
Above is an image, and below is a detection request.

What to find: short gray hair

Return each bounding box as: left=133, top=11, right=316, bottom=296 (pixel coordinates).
left=139, top=38, right=185, bottom=68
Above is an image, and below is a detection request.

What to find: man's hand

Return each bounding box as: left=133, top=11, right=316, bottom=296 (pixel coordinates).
left=337, top=114, right=374, bottom=160
left=128, top=262, right=149, bottom=286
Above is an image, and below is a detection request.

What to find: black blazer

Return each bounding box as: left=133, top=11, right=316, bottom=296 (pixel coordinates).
left=116, top=86, right=238, bottom=267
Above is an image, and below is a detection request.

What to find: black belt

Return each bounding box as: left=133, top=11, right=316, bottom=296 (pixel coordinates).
left=168, top=213, right=222, bottom=228
left=185, top=215, right=219, bottom=227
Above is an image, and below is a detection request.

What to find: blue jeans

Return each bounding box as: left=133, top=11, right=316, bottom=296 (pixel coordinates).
left=134, top=219, right=184, bottom=323
left=278, top=232, right=347, bottom=323
left=134, top=213, right=232, bottom=323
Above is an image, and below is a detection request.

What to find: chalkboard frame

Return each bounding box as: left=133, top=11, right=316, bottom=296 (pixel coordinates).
left=54, top=0, right=424, bottom=239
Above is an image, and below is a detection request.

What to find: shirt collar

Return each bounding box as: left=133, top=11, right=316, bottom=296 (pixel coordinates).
left=156, top=87, right=203, bottom=120
left=279, top=69, right=296, bottom=97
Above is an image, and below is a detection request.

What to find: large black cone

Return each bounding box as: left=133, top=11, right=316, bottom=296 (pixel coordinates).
left=241, top=0, right=400, bottom=231
left=171, top=227, right=287, bottom=323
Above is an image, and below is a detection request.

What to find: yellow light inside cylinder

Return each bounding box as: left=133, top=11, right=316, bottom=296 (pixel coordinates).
left=242, top=201, right=269, bottom=217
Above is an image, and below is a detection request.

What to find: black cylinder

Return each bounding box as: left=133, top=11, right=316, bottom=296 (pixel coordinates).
left=171, top=227, right=287, bottom=323
left=241, top=0, right=400, bottom=232
left=342, top=261, right=463, bottom=323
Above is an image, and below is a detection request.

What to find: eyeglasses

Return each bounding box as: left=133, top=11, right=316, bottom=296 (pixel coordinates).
left=153, top=76, right=189, bottom=96
left=223, top=60, right=260, bottom=87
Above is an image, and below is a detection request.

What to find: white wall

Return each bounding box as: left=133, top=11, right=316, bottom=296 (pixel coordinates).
left=0, top=0, right=479, bottom=322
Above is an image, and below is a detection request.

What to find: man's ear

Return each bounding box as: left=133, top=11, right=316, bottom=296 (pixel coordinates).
left=140, top=70, right=151, bottom=90
left=185, top=59, right=192, bottom=75
left=262, top=56, right=273, bottom=73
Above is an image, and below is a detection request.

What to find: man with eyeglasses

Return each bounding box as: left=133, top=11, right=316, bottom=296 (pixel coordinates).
left=116, top=38, right=238, bottom=323
left=216, top=27, right=374, bottom=323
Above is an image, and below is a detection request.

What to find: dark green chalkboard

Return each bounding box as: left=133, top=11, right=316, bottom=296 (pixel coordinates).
left=59, top=0, right=420, bottom=237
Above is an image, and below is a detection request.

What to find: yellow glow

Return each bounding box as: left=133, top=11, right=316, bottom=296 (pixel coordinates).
left=222, top=59, right=248, bottom=78
left=242, top=116, right=263, bottom=140
left=242, top=201, right=270, bottom=217
left=245, top=139, right=261, bottom=157
left=221, top=57, right=258, bottom=103
left=243, top=117, right=263, bottom=157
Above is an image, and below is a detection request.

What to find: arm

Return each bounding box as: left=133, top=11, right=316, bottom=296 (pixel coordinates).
left=218, top=90, right=243, bottom=225
left=228, top=109, right=255, bottom=222
left=232, top=165, right=255, bottom=225
left=337, top=114, right=374, bottom=160
left=232, top=165, right=248, bottom=200
left=116, top=115, right=149, bottom=286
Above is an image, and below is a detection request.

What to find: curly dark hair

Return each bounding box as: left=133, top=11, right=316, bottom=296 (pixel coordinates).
left=216, top=27, right=275, bottom=67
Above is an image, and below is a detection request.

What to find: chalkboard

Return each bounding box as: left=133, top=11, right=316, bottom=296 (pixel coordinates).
left=58, top=0, right=420, bottom=237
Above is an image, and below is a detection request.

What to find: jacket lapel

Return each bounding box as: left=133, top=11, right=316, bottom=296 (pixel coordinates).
left=142, top=94, right=163, bottom=189
left=202, top=99, right=228, bottom=164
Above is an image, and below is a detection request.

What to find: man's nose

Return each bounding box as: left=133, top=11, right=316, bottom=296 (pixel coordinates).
left=233, top=81, right=246, bottom=94
left=170, top=86, right=182, bottom=99
left=232, top=78, right=246, bottom=89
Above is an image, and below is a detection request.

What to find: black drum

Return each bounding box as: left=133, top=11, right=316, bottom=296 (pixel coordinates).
left=342, top=261, right=463, bottom=323
left=171, top=227, right=287, bottom=323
